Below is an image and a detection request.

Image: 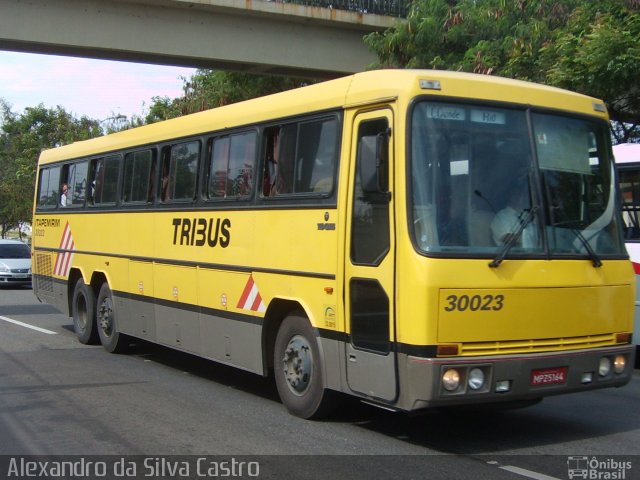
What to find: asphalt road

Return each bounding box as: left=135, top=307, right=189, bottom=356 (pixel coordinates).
left=0, top=287, right=638, bottom=480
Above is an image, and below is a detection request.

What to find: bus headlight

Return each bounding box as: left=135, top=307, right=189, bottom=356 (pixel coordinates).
left=442, top=369, right=460, bottom=391
left=613, top=355, right=626, bottom=374
left=598, top=357, right=611, bottom=377
left=467, top=368, right=485, bottom=390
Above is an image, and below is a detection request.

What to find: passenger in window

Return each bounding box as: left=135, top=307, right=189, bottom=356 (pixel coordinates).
left=60, top=183, right=69, bottom=207
left=148, top=161, right=157, bottom=203
left=233, top=167, right=252, bottom=197
left=92, top=159, right=104, bottom=204
left=490, top=183, right=536, bottom=247
left=263, top=129, right=279, bottom=196
left=161, top=162, right=170, bottom=201
left=88, top=181, right=95, bottom=205
left=276, top=128, right=295, bottom=195
left=263, top=127, right=294, bottom=196
left=313, top=177, right=332, bottom=193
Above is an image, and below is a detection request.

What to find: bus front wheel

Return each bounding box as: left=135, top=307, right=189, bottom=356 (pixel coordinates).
left=96, top=283, right=129, bottom=353
left=71, top=278, right=98, bottom=345
left=273, top=313, right=337, bottom=419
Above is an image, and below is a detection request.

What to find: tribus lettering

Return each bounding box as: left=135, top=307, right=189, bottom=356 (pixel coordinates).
left=172, top=218, right=231, bottom=248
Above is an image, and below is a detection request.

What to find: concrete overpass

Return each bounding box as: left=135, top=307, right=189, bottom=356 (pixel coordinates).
left=0, top=0, right=405, bottom=79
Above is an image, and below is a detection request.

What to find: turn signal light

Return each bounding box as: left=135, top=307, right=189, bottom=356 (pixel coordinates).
left=615, top=332, right=631, bottom=344
left=437, top=344, right=459, bottom=356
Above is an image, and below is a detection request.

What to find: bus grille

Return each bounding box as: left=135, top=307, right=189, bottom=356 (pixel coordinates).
left=34, top=253, right=53, bottom=293
left=459, top=334, right=617, bottom=356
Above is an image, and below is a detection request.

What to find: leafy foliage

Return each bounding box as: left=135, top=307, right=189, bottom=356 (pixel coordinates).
left=365, top=0, right=640, bottom=142
left=543, top=1, right=640, bottom=141
left=145, top=71, right=314, bottom=123
left=0, top=102, right=101, bottom=237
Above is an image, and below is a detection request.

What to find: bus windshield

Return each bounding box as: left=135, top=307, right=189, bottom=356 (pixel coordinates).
left=410, top=101, right=625, bottom=259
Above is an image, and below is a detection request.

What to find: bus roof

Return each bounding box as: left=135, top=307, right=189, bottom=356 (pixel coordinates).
left=38, top=69, right=609, bottom=165
left=613, top=143, right=640, bottom=164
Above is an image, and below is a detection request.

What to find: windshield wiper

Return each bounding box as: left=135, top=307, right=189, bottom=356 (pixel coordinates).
left=569, top=228, right=602, bottom=268
left=549, top=219, right=603, bottom=268
left=489, top=206, right=538, bottom=268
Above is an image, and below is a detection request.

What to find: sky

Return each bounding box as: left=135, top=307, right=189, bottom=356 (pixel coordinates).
left=0, top=51, right=197, bottom=121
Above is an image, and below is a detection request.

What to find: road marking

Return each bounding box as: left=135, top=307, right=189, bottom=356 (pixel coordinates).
left=0, top=315, right=57, bottom=335
left=499, top=465, right=561, bottom=480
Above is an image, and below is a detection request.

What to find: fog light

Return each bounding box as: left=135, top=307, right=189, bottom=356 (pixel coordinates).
left=442, top=369, right=461, bottom=391
left=468, top=368, right=485, bottom=390
left=581, top=372, right=593, bottom=384
left=598, top=357, right=611, bottom=377
left=613, top=355, right=626, bottom=374
left=495, top=380, right=511, bottom=393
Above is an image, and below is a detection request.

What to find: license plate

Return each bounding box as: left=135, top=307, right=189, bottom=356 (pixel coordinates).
left=530, top=366, right=568, bottom=386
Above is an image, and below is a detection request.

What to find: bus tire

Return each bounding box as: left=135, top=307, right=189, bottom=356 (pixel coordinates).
left=71, top=278, right=98, bottom=345
left=273, top=312, right=337, bottom=419
left=96, top=283, right=129, bottom=354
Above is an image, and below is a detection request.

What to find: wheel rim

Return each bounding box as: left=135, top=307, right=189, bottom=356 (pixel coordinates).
left=98, top=295, right=114, bottom=338
left=281, top=334, right=313, bottom=396
left=75, top=294, right=88, bottom=330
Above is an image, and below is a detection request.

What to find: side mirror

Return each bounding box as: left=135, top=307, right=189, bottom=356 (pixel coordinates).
left=358, top=131, right=389, bottom=194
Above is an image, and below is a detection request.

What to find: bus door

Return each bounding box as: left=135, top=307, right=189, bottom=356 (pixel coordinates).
left=345, top=110, right=398, bottom=403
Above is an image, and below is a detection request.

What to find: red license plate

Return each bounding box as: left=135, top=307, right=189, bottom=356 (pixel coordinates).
left=530, top=367, right=568, bottom=386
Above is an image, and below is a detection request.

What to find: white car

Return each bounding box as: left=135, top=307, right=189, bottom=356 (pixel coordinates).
left=0, top=239, right=32, bottom=287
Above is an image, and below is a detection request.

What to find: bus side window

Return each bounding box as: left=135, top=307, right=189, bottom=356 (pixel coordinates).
left=89, top=155, right=120, bottom=206
left=123, top=149, right=155, bottom=204
left=37, top=166, right=61, bottom=209
left=208, top=131, right=255, bottom=200
left=69, top=161, right=89, bottom=207
left=209, top=137, right=230, bottom=198
left=261, top=116, right=338, bottom=197
left=59, top=161, right=89, bottom=208
left=161, top=141, right=200, bottom=203
left=299, top=117, right=338, bottom=194
left=262, top=125, right=296, bottom=197
left=228, top=131, right=255, bottom=198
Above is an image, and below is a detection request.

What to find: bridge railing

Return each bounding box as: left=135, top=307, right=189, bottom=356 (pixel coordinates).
left=282, top=0, right=410, bottom=17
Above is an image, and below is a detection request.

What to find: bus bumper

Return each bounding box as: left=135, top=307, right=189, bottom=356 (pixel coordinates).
left=402, top=345, right=635, bottom=411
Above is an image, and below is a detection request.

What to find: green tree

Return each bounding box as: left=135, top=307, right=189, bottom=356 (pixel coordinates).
left=543, top=1, right=640, bottom=142
left=145, top=96, right=182, bottom=123
left=0, top=102, right=101, bottom=237
left=365, top=0, right=576, bottom=74
left=364, top=0, right=640, bottom=142
left=145, top=71, right=314, bottom=123
left=100, top=113, right=145, bottom=134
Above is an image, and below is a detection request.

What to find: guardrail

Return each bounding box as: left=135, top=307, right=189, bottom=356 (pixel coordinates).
left=284, top=0, right=410, bottom=17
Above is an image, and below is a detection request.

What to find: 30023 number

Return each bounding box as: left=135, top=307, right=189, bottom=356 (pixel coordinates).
left=443, top=294, right=505, bottom=312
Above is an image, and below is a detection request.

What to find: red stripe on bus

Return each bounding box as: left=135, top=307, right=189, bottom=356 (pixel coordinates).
left=237, top=276, right=255, bottom=308
left=251, top=293, right=264, bottom=311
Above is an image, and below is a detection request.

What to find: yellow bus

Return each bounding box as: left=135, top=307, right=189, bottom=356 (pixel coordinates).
left=32, top=70, right=635, bottom=418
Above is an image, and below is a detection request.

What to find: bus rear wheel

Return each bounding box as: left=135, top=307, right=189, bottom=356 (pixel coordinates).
left=274, top=313, right=337, bottom=419
left=71, top=278, right=98, bottom=344
left=96, top=283, right=129, bottom=353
